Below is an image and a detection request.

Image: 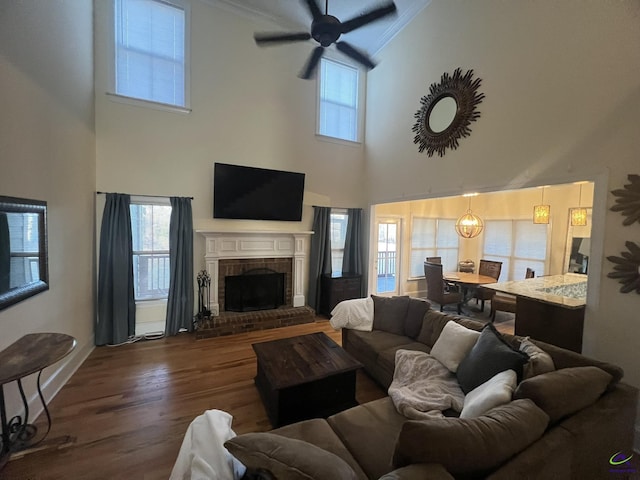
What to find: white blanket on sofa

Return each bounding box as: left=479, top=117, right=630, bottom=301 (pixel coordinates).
left=170, top=409, right=246, bottom=480
left=388, top=349, right=465, bottom=420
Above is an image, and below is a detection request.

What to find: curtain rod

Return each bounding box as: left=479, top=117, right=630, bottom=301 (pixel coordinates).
left=312, top=205, right=363, bottom=210
left=96, top=191, right=194, bottom=200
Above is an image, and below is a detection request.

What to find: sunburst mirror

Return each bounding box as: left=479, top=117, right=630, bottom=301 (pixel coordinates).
left=412, top=68, right=485, bottom=157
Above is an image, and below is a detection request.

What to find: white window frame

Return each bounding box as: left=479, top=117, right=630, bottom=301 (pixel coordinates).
left=482, top=219, right=551, bottom=281
left=108, top=0, right=191, bottom=114
left=316, top=57, right=364, bottom=144
left=130, top=196, right=172, bottom=302
left=409, top=217, right=459, bottom=278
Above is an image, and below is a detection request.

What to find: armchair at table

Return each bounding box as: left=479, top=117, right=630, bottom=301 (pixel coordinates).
left=472, top=259, right=503, bottom=312
left=490, top=268, right=535, bottom=321
left=424, top=261, right=462, bottom=314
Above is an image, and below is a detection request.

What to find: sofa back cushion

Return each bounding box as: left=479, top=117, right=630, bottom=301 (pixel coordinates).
left=393, top=399, right=549, bottom=475
left=372, top=295, right=410, bottom=336
left=404, top=297, right=430, bottom=339
left=513, top=366, right=612, bottom=424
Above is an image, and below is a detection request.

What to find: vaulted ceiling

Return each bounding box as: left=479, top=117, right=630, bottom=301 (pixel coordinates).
left=214, top=0, right=431, bottom=56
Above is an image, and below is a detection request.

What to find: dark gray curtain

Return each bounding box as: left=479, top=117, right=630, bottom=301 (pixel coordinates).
left=342, top=208, right=363, bottom=274
left=0, top=213, right=9, bottom=293
left=308, top=206, right=332, bottom=312
left=165, top=197, right=194, bottom=335
left=96, top=194, right=135, bottom=346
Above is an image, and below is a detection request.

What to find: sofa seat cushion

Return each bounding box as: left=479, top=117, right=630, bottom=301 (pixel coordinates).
left=270, top=418, right=368, bottom=479
left=393, top=399, right=549, bottom=476
left=346, top=330, right=414, bottom=366
left=328, top=397, right=407, bottom=480
left=225, top=432, right=359, bottom=480
left=513, top=366, right=612, bottom=424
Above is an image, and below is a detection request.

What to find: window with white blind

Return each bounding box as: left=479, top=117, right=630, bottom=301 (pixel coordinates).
left=130, top=200, right=172, bottom=301
left=318, top=59, right=359, bottom=142
left=114, top=0, right=189, bottom=108
left=410, top=218, right=459, bottom=277
left=330, top=210, right=348, bottom=275
left=483, top=220, right=549, bottom=281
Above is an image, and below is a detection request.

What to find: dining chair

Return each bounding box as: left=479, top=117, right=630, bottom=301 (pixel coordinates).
left=424, top=262, right=462, bottom=314
left=425, top=256, right=441, bottom=264
left=473, top=259, right=503, bottom=312
left=490, top=268, right=535, bottom=321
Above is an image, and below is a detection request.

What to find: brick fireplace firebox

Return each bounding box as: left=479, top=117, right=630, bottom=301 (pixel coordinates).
left=196, top=230, right=314, bottom=338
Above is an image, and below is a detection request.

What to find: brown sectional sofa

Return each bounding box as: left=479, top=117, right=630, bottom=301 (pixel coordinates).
left=226, top=296, right=638, bottom=480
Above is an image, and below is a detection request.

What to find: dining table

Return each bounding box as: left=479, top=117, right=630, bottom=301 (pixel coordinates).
left=443, top=272, right=499, bottom=310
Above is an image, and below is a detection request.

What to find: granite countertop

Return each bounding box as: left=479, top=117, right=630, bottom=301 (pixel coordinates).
left=482, top=273, right=587, bottom=309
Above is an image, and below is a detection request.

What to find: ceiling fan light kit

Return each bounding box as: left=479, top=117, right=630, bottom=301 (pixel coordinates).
left=253, top=0, right=397, bottom=79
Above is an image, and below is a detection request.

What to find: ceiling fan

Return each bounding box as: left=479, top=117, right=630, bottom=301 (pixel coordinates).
left=254, top=0, right=397, bottom=79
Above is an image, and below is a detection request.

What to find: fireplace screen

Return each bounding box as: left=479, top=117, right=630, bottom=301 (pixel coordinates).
left=225, top=269, right=285, bottom=312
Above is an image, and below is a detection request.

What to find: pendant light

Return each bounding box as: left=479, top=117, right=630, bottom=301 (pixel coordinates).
left=533, top=186, right=550, bottom=224
left=456, top=194, right=484, bottom=238
left=570, top=184, right=588, bottom=226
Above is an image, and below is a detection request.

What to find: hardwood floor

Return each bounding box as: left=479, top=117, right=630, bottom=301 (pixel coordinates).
left=3, top=313, right=513, bottom=480
left=2, top=319, right=385, bottom=480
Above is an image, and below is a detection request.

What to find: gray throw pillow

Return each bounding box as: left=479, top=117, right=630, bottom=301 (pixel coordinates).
left=456, top=323, right=529, bottom=394
left=224, top=432, right=358, bottom=480
left=393, top=399, right=549, bottom=475
left=371, top=295, right=410, bottom=336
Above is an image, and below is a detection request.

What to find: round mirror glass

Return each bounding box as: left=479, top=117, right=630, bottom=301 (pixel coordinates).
left=428, top=96, right=457, bottom=133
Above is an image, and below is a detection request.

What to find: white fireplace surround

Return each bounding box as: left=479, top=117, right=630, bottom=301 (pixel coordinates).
left=197, top=230, right=313, bottom=316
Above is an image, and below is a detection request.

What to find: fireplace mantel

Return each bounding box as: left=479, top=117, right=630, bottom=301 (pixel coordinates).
left=197, top=230, right=313, bottom=316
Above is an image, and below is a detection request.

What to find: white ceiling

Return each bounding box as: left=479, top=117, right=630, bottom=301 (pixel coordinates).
left=213, top=0, right=431, bottom=56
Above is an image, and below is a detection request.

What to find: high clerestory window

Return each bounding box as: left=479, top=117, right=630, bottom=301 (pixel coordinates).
left=318, top=58, right=360, bottom=142
left=113, top=0, right=190, bottom=110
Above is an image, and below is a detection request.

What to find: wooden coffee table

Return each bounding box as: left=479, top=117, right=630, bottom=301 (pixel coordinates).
left=252, top=332, right=362, bottom=427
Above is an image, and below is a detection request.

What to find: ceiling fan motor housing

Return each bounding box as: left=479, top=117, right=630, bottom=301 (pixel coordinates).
left=311, top=16, right=342, bottom=47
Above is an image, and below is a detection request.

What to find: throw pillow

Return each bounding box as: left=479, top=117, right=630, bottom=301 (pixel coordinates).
left=456, top=323, right=529, bottom=394
left=371, top=295, right=410, bottom=336
left=460, top=370, right=517, bottom=418
left=329, top=297, right=374, bottom=331
left=513, top=366, right=612, bottom=424
left=224, top=432, right=358, bottom=480
left=404, top=297, right=430, bottom=339
left=430, top=321, right=481, bottom=373
left=519, top=337, right=556, bottom=379
left=393, top=399, right=549, bottom=475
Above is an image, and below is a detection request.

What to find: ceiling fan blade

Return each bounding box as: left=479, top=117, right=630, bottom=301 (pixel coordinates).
left=302, top=0, right=323, bottom=21
left=299, top=46, right=325, bottom=79
left=340, top=2, right=397, bottom=34
left=336, top=42, right=376, bottom=70
left=254, top=32, right=311, bottom=45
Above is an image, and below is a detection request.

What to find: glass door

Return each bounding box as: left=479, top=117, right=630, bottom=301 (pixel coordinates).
left=374, top=219, right=400, bottom=295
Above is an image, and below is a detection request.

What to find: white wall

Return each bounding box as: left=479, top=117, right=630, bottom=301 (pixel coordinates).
left=0, top=1, right=95, bottom=420
left=365, top=0, right=640, bottom=448
left=94, top=0, right=368, bottom=283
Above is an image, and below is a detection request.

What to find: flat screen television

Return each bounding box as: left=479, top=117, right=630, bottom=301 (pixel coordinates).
left=213, top=163, right=305, bottom=221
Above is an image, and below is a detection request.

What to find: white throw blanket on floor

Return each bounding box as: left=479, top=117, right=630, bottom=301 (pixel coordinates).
left=170, top=409, right=247, bottom=480
left=388, top=349, right=465, bottom=420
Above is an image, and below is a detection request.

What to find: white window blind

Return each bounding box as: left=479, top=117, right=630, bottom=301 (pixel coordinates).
left=483, top=220, right=548, bottom=281
left=318, top=59, right=359, bottom=142
left=115, top=0, right=187, bottom=107
left=410, top=217, right=459, bottom=277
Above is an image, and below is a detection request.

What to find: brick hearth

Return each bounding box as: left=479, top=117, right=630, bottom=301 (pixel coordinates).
left=195, top=306, right=316, bottom=339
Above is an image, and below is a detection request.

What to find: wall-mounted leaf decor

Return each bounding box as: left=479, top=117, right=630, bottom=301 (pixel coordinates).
left=610, top=174, right=640, bottom=226
left=607, top=241, right=640, bottom=294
